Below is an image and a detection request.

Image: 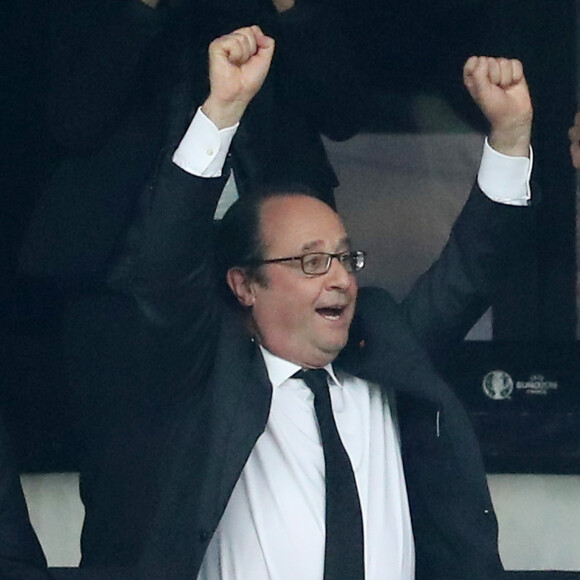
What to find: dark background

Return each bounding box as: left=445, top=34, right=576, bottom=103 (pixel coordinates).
left=1, top=0, right=577, bottom=473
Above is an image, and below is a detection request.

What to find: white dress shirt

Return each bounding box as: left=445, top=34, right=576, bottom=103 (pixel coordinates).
left=197, top=349, right=415, bottom=580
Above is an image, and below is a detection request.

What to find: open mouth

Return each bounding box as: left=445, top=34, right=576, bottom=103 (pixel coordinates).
left=316, top=305, right=346, bottom=321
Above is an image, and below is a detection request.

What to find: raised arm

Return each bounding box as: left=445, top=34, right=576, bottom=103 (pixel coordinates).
left=401, top=56, right=534, bottom=357
left=113, top=26, right=274, bottom=324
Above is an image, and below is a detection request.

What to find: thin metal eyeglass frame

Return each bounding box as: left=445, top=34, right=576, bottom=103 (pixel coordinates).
left=256, top=251, right=366, bottom=275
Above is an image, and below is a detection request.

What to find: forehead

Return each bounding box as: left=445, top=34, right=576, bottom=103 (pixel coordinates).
left=259, top=195, right=348, bottom=253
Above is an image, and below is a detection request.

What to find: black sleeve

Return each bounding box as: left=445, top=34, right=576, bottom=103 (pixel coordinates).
left=109, top=151, right=228, bottom=327
left=401, top=182, right=535, bottom=359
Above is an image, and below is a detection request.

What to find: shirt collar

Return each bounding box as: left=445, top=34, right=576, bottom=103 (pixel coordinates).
left=259, top=346, right=341, bottom=389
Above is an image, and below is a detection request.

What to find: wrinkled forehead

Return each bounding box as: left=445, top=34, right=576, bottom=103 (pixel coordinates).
left=258, top=194, right=349, bottom=254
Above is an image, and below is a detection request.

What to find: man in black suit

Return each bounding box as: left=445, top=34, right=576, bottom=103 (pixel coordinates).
left=19, top=19, right=533, bottom=579
left=96, top=26, right=534, bottom=578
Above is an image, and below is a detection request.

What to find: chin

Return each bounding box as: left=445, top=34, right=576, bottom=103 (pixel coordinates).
left=320, top=337, right=348, bottom=360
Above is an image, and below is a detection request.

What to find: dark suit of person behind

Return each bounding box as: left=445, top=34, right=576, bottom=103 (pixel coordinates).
left=66, top=33, right=535, bottom=578
left=22, top=0, right=360, bottom=282
left=0, top=417, right=51, bottom=580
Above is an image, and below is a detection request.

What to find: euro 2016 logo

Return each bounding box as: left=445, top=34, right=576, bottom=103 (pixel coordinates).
left=482, top=370, right=514, bottom=400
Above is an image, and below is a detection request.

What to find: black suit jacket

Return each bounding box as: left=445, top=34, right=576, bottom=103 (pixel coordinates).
left=16, top=138, right=533, bottom=576
left=72, top=152, right=531, bottom=578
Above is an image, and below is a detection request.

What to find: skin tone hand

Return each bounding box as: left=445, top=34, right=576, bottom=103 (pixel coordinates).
left=464, top=56, right=533, bottom=157
left=202, top=26, right=275, bottom=129
left=271, top=0, right=295, bottom=12
left=568, top=111, right=580, bottom=170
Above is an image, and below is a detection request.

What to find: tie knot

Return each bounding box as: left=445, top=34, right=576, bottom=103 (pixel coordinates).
left=293, top=368, right=329, bottom=398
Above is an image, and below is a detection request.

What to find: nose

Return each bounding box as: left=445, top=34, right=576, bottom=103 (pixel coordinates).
left=325, top=255, right=353, bottom=290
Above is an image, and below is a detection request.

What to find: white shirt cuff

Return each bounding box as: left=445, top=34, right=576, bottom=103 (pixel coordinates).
left=172, top=107, right=238, bottom=177
left=477, top=138, right=532, bottom=206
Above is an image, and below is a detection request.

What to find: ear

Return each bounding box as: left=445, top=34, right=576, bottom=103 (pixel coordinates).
left=226, top=268, right=256, bottom=307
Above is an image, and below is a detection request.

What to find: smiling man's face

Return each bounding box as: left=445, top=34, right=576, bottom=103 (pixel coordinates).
left=243, top=194, right=358, bottom=368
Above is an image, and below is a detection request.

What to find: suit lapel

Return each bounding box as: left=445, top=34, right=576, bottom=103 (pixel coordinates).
left=145, top=312, right=272, bottom=574
left=204, top=313, right=272, bottom=527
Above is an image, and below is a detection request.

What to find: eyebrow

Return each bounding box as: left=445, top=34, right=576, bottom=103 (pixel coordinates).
left=300, top=236, right=351, bottom=253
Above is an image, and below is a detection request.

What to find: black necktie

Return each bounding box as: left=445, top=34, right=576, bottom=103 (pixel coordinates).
left=294, top=369, right=365, bottom=580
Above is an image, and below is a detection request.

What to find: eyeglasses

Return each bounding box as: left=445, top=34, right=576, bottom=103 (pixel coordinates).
left=257, top=251, right=366, bottom=275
